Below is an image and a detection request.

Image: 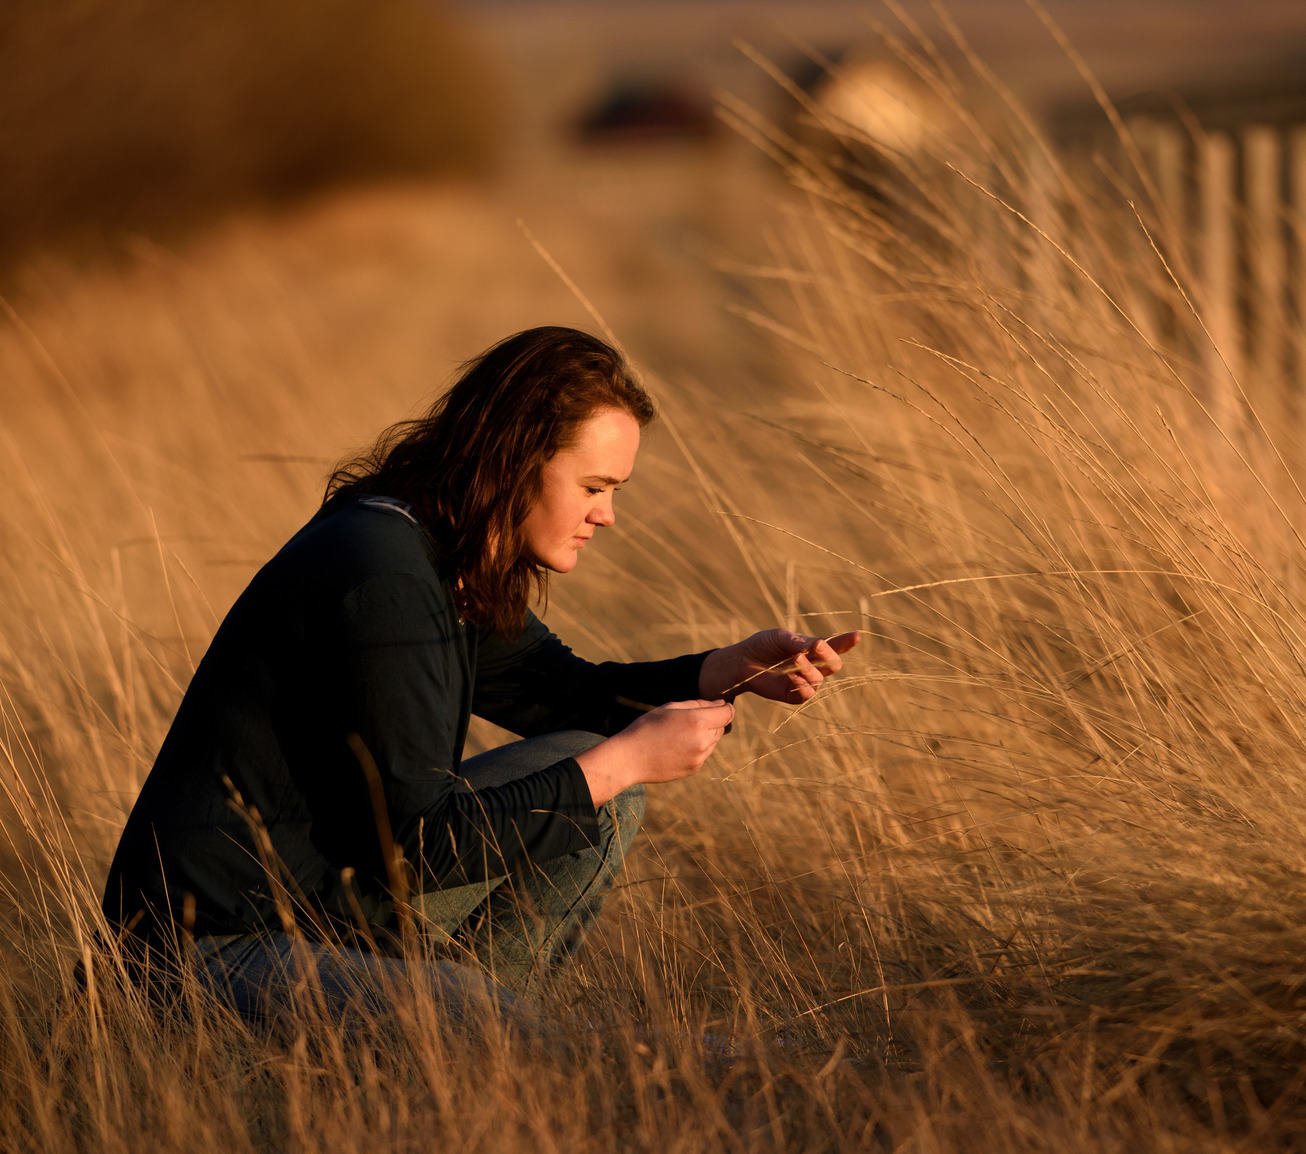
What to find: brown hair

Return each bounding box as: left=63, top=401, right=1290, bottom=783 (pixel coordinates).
left=324, top=326, right=655, bottom=637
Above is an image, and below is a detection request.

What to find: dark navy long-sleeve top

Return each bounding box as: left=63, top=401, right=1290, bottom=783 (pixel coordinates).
left=102, top=500, right=707, bottom=941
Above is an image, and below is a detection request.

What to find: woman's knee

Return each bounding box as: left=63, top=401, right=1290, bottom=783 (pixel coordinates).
left=548, top=730, right=606, bottom=760
left=457, top=730, right=605, bottom=792
left=613, top=781, right=645, bottom=824
left=606, top=782, right=645, bottom=857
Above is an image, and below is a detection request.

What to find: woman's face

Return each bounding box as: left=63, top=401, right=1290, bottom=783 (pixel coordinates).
left=521, top=406, right=641, bottom=573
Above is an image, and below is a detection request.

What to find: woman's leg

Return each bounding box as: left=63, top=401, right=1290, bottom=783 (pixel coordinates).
left=192, top=930, right=528, bottom=1034
left=415, top=730, right=645, bottom=996
left=187, top=733, right=640, bottom=1028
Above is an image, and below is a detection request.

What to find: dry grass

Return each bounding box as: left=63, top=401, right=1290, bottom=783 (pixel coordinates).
left=4, top=29, right=1306, bottom=1152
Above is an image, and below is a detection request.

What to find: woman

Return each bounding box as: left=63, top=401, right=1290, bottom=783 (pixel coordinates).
left=102, top=326, right=857, bottom=1025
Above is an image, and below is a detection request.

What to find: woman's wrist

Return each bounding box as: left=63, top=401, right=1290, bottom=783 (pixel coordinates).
left=697, top=646, right=741, bottom=702
left=574, top=735, right=640, bottom=808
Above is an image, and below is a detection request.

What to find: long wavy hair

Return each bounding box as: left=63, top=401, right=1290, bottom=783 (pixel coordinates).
left=323, top=326, right=656, bottom=637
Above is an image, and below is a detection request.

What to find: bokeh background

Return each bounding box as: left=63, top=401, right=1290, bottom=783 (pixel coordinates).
left=9, top=0, right=1306, bottom=352
left=4, top=0, right=1306, bottom=403
left=6, top=0, right=1306, bottom=375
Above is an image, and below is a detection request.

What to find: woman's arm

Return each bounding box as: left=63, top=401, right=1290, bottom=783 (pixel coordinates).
left=575, top=630, right=859, bottom=805
left=473, top=612, right=710, bottom=737
left=475, top=621, right=857, bottom=808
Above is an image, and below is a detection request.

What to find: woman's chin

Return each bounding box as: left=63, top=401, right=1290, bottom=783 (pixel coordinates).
left=534, top=551, right=579, bottom=574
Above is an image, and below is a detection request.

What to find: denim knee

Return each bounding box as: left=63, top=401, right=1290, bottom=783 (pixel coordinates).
left=532, top=733, right=643, bottom=856
left=549, top=730, right=606, bottom=760
left=604, top=782, right=645, bottom=859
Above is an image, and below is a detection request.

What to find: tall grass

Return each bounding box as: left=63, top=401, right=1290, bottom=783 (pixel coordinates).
left=5, top=28, right=1306, bottom=1152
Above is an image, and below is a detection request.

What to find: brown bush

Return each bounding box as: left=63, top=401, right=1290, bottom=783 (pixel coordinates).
left=0, top=0, right=499, bottom=258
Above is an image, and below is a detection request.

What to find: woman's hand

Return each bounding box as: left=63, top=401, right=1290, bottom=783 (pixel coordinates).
left=574, top=699, right=734, bottom=805
left=699, top=629, right=860, bottom=705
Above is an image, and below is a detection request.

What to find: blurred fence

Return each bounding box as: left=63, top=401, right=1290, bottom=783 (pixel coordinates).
left=798, top=54, right=1306, bottom=441
left=1056, top=85, right=1306, bottom=433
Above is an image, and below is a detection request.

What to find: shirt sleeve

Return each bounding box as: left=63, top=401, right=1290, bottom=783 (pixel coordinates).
left=472, top=611, right=712, bottom=737
left=340, top=573, right=600, bottom=889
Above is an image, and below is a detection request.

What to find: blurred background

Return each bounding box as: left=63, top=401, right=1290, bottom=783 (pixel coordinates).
left=8, top=1, right=1306, bottom=231
left=3, top=0, right=1306, bottom=385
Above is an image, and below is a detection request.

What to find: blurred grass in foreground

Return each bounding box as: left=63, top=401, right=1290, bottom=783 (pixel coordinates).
left=4, top=24, right=1306, bottom=1154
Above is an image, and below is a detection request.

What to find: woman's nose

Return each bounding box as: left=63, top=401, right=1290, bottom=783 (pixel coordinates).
left=589, top=496, right=616, bottom=527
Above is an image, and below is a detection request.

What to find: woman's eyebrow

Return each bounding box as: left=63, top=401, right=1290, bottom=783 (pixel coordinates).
left=583, top=474, right=630, bottom=485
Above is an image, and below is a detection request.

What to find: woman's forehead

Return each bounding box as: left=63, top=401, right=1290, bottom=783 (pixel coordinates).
left=557, top=408, right=641, bottom=467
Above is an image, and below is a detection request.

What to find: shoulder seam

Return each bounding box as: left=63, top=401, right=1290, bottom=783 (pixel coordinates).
left=355, top=496, right=421, bottom=527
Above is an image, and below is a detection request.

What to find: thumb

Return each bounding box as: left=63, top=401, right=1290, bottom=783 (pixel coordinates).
left=663, top=698, right=729, bottom=711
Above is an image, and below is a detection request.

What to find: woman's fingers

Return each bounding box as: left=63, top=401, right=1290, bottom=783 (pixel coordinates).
left=697, top=701, right=735, bottom=733
left=827, top=630, right=861, bottom=654
left=778, top=631, right=862, bottom=697
left=779, top=638, right=845, bottom=680
left=728, top=627, right=862, bottom=703
left=804, top=632, right=857, bottom=675
left=790, top=649, right=825, bottom=686
left=663, top=698, right=735, bottom=722
left=657, top=700, right=734, bottom=751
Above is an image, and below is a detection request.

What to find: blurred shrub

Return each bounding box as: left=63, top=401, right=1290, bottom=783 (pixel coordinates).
left=0, top=0, right=499, bottom=258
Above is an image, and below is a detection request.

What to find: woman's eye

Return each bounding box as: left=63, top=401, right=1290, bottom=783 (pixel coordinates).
left=586, top=487, right=605, bottom=496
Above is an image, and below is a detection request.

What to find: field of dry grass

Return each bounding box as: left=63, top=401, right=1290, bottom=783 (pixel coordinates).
left=5, top=31, right=1306, bottom=1152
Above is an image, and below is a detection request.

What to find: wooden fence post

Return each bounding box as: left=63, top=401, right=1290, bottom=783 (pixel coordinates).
left=1245, top=125, right=1285, bottom=409
left=1199, top=130, right=1240, bottom=433
left=1291, top=127, right=1306, bottom=418
left=1130, top=115, right=1189, bottom=345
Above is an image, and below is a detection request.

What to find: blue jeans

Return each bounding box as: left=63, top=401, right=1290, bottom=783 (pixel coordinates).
left=192, top=731, right=643, bottom=1028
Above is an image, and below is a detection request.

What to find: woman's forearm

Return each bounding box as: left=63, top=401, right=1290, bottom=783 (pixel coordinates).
left=696, top=646, right=739, bottom=701
left=574, top=733, right=641, bottom=806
